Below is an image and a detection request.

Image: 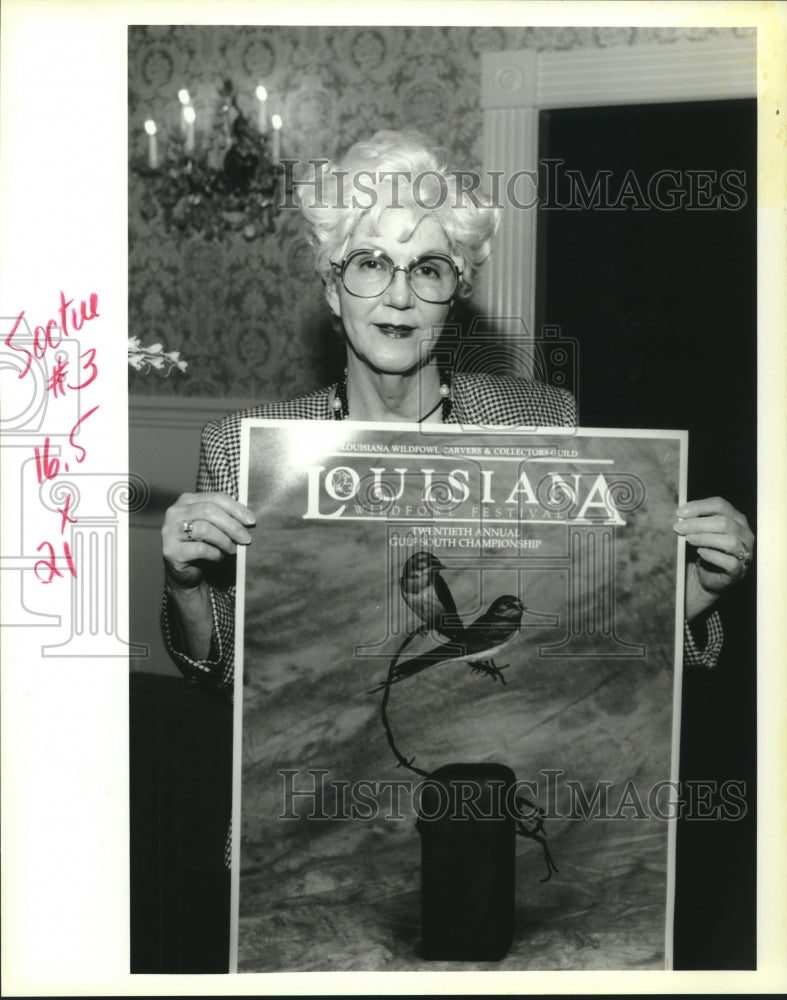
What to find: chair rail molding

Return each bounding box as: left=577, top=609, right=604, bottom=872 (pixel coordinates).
left=480, top=36, right=757, bottom=375
left=129, top=394, right=262, bottom=430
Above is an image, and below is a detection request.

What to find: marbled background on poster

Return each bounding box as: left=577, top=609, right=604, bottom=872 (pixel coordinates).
left=237, top=426, right=683, bottom=971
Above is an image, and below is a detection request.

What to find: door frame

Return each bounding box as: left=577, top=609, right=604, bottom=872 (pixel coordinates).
left=478, top=34, right=757, bottom=371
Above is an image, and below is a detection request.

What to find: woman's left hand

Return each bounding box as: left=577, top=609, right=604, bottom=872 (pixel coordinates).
left=673, top=496, right=755, bottom=621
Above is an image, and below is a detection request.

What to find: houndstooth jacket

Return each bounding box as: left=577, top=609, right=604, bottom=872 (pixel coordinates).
left=161, top=371, right=722, bottom=696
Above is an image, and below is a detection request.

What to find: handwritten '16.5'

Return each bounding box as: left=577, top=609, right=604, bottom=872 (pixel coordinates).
left=33, top=406, right=100, bottom=484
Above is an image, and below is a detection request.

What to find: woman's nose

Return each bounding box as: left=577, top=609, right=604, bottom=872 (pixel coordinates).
left=383, top=267, right=415, bottom=308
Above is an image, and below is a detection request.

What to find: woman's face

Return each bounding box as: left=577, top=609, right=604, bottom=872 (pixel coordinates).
left=325, top=211, right=457, bottom=376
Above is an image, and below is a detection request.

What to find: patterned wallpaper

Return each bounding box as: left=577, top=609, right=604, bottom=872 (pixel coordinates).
left=128, top=24, right=753, bottom=400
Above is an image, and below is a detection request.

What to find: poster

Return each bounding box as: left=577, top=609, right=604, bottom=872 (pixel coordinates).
left=234, top=419, right=686, bottom=971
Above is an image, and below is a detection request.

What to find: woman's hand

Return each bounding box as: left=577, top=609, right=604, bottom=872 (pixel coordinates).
left=673, top=496, right=754, bottom=621
left=161, top=492, right=255, bottom=661
left=162, top=491, right=256, bottom=589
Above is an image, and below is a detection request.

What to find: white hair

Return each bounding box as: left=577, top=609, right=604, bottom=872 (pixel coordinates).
left=298, top=130, right=500, bottom=296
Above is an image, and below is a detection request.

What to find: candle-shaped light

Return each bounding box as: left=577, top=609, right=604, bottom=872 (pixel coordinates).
left=183, top=104, right=196, bottom=154
left=271, top=114, right=282, bottom=161
left=144, top=119, right=158, bottom=169
left=178, top=88, right=191, bottom=134
left=256, top=84, right=268, bottom=133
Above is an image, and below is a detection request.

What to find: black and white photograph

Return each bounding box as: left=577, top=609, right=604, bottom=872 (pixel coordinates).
left=127, top=20, right=758, bottom=976
left=1, top=2, right=785, bottom=995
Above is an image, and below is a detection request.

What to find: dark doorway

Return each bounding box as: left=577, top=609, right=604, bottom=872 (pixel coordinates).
left=536, top=99, right=757, bottom=969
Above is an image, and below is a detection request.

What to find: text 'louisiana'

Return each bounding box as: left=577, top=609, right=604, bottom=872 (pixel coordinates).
left=303, top=464, right=630, bottom=524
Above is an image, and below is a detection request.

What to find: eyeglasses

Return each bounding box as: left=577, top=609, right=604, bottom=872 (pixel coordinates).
left=330, top=249, right=461, bottom=303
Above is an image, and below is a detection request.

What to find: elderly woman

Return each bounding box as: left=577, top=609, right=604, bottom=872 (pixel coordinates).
left=161, top=129, right=753, bottom=693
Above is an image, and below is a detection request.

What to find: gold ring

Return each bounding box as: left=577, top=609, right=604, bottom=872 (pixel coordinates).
left=183, top=519, right=195, bottom=541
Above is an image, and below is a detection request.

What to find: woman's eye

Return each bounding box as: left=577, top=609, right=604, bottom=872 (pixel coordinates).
left=358, top=257, right=386, bottom=272
left=414, top=261, right=441, bottom=280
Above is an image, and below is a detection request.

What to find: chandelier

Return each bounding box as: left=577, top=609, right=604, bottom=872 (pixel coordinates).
left=132, top=79, right=289, bottom=241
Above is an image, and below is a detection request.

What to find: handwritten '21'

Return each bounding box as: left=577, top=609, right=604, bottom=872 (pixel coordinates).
left=5, top=291, right=100, bottom=584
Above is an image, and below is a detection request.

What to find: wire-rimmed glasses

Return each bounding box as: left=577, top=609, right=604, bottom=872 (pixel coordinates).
left=331, top=248, right=461, bottom=303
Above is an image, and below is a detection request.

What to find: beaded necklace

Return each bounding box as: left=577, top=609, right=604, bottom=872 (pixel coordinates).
left=331, top=368, right=453, bottom=422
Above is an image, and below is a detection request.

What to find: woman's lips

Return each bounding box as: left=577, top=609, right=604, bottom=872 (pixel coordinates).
left=375, top=323, right=415, bottom=337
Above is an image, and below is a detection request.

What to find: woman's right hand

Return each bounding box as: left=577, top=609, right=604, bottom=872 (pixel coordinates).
left=162, top=491, right=256, bottom=590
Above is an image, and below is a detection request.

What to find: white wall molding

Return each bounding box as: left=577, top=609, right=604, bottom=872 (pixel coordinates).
left=482, top=47, right=538, bottom=109
left=480, top=36, right=757, bottom=375
left=483, top=37, right=757, bottom=113
left=535, top=39, right=756, bottom=108
left=129, top=394, right=261, bottom=430
left=482, top=104, right=539, bottom=334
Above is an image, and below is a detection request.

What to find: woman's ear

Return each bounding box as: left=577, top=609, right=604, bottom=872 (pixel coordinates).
left=325, top=281, right=341, bottom=317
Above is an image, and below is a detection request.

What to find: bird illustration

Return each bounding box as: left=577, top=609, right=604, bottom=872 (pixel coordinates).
left=399, top=551, right=464, bottom=639
left=370, top=595, right=525, bottom=693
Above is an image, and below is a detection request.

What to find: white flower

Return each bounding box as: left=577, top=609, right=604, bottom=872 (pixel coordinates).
left=128, top=338, right=188, bottom=376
